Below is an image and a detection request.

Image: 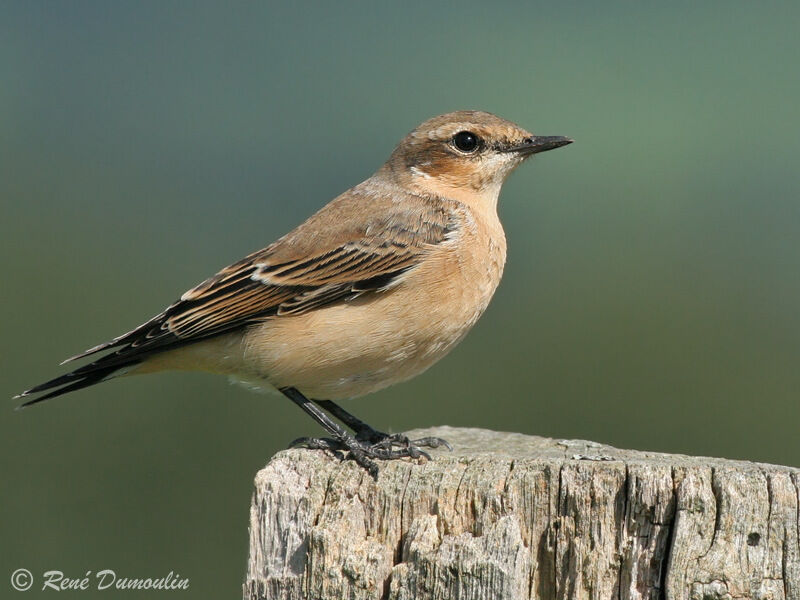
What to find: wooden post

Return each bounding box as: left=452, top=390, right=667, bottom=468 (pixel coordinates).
left=243, top=426, right=800, bottom=600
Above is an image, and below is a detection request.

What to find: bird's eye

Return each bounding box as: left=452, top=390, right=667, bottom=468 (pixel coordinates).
left=452, top=131, right=480, bottom=153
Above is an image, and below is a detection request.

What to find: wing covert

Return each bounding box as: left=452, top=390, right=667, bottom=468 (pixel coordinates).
left=67, top=193, right=460, bottom=364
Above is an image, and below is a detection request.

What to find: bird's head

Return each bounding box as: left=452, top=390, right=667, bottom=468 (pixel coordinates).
left=383, top=110, right=572, bottom=206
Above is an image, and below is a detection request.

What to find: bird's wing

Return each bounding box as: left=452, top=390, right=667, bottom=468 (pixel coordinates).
left=68, top=191, right=460, bottom=366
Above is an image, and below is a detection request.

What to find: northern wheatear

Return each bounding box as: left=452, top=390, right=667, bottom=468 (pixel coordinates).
left=17, top=111, right=572, bottom=474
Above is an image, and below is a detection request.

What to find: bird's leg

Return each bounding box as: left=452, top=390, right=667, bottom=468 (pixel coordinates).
left=280, top=387, right=381, bottom=476
left=313, top=399, right=453, bottom=453
left=312, top=399, right=388, bottom=442
left=280, top=388, right=451, bottom=475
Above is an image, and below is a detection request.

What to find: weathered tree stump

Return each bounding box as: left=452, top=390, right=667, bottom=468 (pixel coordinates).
left=243, top=427, right=800, bottom=600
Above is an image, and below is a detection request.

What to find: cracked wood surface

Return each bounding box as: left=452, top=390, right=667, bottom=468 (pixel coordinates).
left=243, top=427, right=800, bottom=600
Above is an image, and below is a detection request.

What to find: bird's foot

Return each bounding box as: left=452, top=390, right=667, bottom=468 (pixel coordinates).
left=367, top=432, right=453, bottom=454
left=289, top=432, right=452, bottom=478
left=288, top=437, right=347, bottom=460
left=352, top=425, right=453, bottom=451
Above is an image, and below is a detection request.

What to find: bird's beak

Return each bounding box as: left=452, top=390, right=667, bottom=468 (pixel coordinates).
left=505, top=135, right=573, bottom=156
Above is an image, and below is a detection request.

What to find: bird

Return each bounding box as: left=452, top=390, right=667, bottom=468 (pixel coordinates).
left=15, top=110, right=572, bottom=475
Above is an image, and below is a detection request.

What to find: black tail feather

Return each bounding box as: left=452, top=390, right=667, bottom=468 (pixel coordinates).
left=15, top=357, right=141, bottom=409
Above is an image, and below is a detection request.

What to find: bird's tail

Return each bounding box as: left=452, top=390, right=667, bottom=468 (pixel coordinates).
left=14, top=356, right=141, bottom=409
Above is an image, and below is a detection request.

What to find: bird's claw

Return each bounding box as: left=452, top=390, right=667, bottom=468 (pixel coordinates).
left=288, top=432, right=452, bottom=477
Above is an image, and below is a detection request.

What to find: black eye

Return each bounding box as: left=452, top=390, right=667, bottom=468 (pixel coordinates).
left=453, top=131, right=480, bottom=153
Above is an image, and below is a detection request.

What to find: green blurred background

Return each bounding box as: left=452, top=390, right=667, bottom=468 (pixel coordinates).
left=2, top=1, right=798, bottom=597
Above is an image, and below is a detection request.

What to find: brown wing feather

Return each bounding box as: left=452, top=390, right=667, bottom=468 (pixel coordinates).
left=65, top=191, right=460, bottom=365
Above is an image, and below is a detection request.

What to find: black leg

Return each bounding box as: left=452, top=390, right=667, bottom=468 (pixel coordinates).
left=280, top=387, right=379, bottom=476
left=281, top=388, right=352, bottom=439
left=313, top=398, right=454, bottom=451
left=313, top=399, right=387, bottom=442
left=280, top=388, right=452, bottom=476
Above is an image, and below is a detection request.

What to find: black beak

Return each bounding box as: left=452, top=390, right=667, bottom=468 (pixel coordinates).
left=505, top=135, right=573, bottom=156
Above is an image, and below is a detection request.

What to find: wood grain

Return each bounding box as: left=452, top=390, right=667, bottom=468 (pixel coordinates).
left=244, top=427, right=800, bottom=600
